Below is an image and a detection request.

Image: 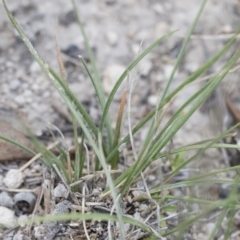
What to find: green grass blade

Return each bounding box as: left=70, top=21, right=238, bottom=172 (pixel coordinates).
left=71, top=0, right=114, bottom=148
left=72, top=113, right=81, bottom=183
left=100, top=31, right=176, bottom=132
left=148, top=48, right=240, bottom=162
left=49, top=69, right=98, bottom=136
left=2, top=0, right=99, bottom=139
left=0, top=135, right=36, bottom=156
left=111, top=90, right=127, bottom=169
left=79, top=55, right=114, bottom=147
left=160, top=0, right=208, bottom=103
left=105, top=31, right=237, bottom=164
left=24, top=212, right=160, bottom=236
left=119, top=47, right=240, bottom=194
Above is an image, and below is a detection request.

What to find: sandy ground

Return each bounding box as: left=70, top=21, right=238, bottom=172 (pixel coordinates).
left=1, top=0, right=240, bottom=239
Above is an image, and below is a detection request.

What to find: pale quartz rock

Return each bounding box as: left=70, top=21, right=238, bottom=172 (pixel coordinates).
left=103, top=64, right=127, bottom=100
left=18, top=215, right=29, bottom=227
left=4, top=169, right=24, bottom=189
left=106, top=31, right=118, bottom=46
left=0, top=206, right=17, bottom=228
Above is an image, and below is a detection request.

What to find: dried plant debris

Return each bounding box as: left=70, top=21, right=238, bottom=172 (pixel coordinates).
left=9, top=169, right=169, bottom=240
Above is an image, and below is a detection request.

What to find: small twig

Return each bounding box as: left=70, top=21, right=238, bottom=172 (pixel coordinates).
left=69, top=169, right=122, bottom=187
left=52, top=164, right=79, bottom=205
left=0, top=187, right=35, bottom=193
left=84, top=143, right=90, bottom=175
left=82, top=185, right=90, bottom=240
left=108, top=194, right=121, bottom=240
left=18, top=141, right=59, bottom=172
left=27, top=186, right=44, bottom=235
left=48, top=123, right=72, bottom=179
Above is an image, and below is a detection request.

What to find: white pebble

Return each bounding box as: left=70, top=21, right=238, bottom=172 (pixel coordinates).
left=103, top=64, right=127, bottom=100
left=29, top=61, right=41, bottom=74
left=9, top=79, right=21, bottom=91
left=4, top=169, right=24, bottom=189
left=53, top=183, right=69, bottom=198
left=106, top=31, right=118, bottom=46
left=138, top=59, right=153, bottom=77
left=18, top=215, right=29, bottom=227
left=0, top=206, right=17, bottom=228
left=0, top=192, right=14, bottom=208
left=147, top=95, right=158, bottom=106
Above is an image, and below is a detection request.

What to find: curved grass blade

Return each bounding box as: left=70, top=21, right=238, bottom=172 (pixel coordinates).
left=2, top=0, right=98, bottom=138
left=106, top=47, right=240, bottom=195
left=79, top=57, right=114, bottom=147
left=111, top=90, right=127, bottom=169
left=24, top=212, right=161, bottom=237
left=100, top=31, right=177, bottom=132
left=71, top=0, right=114, bottom=148
left=105, top=31, right=238, bottom=164
left=0, top=135, right=36, bottom=156
left=49, top=69, right=98, bottom=137
left=160, top=0, right=208, bottom=103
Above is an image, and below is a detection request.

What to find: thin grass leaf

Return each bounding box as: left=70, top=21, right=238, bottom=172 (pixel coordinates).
left=112, top=90, right=127, bottom=169
left=160, top=124, right=239, bottom=187
left=100, top=31, right=176, bottom=132
left=105, top=32, right=238, bottom=164
left=118, top=45, right=240, bottom=194
left=79, top=56, right=114, bottom=148
left=55, top=21, right=67, bottom=83
left=208, top=209, right=228, bottom=240
left=97, top=133, right=125, bottom=239
left=73, top=115, right=80, bottom=183
left=160, top=0, right=208, bottom=103
left=133, top=48, right=240, bottom=186
left=79, top=132, right=85, bottom=178
left=71, top=0, right=114, bottom=148
left=2, top=0, right=100, bottom=143
left=22, top=212, right=160, bottom=237
left=148, top=48, right=240, bottom=164
left=49, top=69, right=98, bottom=136
left=0, top=135, right=36, bottom=156
left=31, top=134, right=71, bottom=183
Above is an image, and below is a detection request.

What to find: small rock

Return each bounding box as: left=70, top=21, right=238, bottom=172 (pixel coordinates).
left=133, top=211, right=144, bottom=222
left=29, top=61, right=41, bottom=74
left=234, top=210, right=240, bottom=226
left=163, top=64, right=175, bottom=79
left=4, top=169, right=24, bottom=189
left=154, top=22, right=170, bottom=40
left=0, top=206, right=17, bottom=228
left=0, top=175, right=4, bottom=187
left=59, top=10, right=76, bottom=26
left=204, top=222, right=216, bottom=236
left=138, top=59, right=153, bottom=77
left=106, top=31, right=118, bottom=46
left=14, top=192, right=36, bottom=215
left=18, top=215, right=29, bottom=227
left=53, top=183, right=69, bottom=198
left=9, top=79, right=21, bottom=91
left=0, top=191, right=14, bottom=208
left=153, top=3, right=164, bottom=14
left=23, top=89, right=32, bottom=97
left=103, top=64, right=127, bottom=100
left=14, top=95, right=26, bottom=106
left=221, top=24, right=233, bottom=33
left=147, top=95, right=158, bottom=106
